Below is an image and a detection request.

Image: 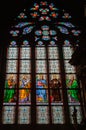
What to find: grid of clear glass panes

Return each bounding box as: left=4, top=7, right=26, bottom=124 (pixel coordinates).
left=63, top=46, right=82, bottom=124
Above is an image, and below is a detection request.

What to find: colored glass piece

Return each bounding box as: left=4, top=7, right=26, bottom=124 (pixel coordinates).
left=18, top=12, right=27, bottom=19
left=57, top=26, right=69, bottom=34
left=23, top=26, right=34, bottom=35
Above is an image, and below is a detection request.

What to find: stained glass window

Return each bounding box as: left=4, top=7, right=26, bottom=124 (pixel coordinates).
left=1, top=1, right=84, bottom=126
left=63, top=46, right=82, bottom=124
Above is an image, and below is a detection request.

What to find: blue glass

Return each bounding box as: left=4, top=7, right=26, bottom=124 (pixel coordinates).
left=58, top=22, right=75, bottom=28
left=57, top=26, right=69, bottom=34
left=35, top=31, right=42, bottom=36
left=41, top=25, right=49, bottom=30
left=10, top=30, right=19, bottom=37
left=23, top=26, right=34, bottom=35
left=15, top=22, right=29, bottom=28
left=50, top=30, right=57, bottom=35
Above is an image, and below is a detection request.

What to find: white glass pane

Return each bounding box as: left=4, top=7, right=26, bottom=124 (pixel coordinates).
left=2, top=106, right=15, bottom=124
left=20, top=47, right=31, bottom=59
left=51, top=106, right=64, bottom=124
left=6, top=60, right=18, bottom=73
left=63, top=47, right=73, bottom=59
left=49, top=60, right=60, bottom=73
left=36, top=106, right=49, bottom=124
left=7, top=47, right=18, bottom=59
left=35, top=47, right=46, bottom=59
left=20, top=60, right=31, bottom=73
left=36, top=60, right=47, bottom=73
left=64, top=60, right=76, bottom=73
left=48, top=47, right=59, bottom=59
left=18, top=106, right=31, bottom=124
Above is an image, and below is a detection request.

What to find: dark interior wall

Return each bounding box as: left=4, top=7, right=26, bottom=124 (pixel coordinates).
left=0, top=124, right=81, bottom=130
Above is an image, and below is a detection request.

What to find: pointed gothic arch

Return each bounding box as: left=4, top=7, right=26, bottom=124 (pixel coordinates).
left=0, top=1, right=85, bottom=127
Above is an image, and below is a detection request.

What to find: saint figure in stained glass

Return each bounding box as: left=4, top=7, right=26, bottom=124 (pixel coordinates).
left=66, top=75, right=79, bottom=102
left=4, top=75, right=16, bottom=103
left=19, top=75, right=31, bottom=103
left=50, top=75, right=61, bottom=102
left=36, top=75, right=47, bottom=102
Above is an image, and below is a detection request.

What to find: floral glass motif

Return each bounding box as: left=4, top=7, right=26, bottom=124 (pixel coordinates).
left=36, top=106, right=49, bottom=124
left=51, top=106, right=64, bottom=124
left=58, top=22, right=75, bottom=28
left=49, top=60, right=60, bottom=73
left=36, top=60, right=47, bottom=73
left=23, top=26, right=34, bottom=35
left=10, top=30, right=19, bottom=37
left=63, top=40, right=71, bottom=46
left=18, top=106, right=31, bottom=124
left=2, top=106, right=15, bottom=124
left=63, top=47, right=73, bottom=59
left=62, top=12, right=72, bottom=19
left=71, top=30, right=81, bottom=36
left=17, top=12, right=27, bottom=19
left=57, top=26, right=69, bottom=34
left=35, top=47, right=46, bottom=59
left=20, top=60, right=31, bottom=73
left=7, top=47, right=18, bottom=59
left=6, top=60, right=18, bottom=73
left=20, top=47, right=31, bottom=59
left=48, top=47, right=59, bottom=59
left=22, top=40, right=29, bottom=46
left=15, top=22, right=30, bottom=28
left=10, top=41, right=17, bottom=46
left=35, top=25, right=57, bottom=44
left=30, top=2, right=59, bottom=21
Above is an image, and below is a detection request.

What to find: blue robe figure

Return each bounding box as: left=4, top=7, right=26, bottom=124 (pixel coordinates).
left=36, top=76, right=47, bottom=102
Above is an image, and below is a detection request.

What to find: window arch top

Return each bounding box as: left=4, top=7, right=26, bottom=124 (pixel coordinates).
left=9, top=1, right=81, bottom=47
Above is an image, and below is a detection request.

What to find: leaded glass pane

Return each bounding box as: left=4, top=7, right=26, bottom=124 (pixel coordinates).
left=69, top=106, right=82, bottom=124
left=18, top=106, right=31, bottom=124
left=48, top=47, right=59, bottom=59
left=20, top=60, right=31, bottom=73
left=36, top=74, right=48, bottom=104
left=7, top=47, right=18, bottom=59
left=2, top=106, right=15, bottom=124
left=51, top=106, right=64, bottom=124
left=19, top=74, right=31, bottom=104
left=49, top=60, right=60, bottom=73
left=64, top=60, right=76, bottom=73
left=66, top=74, right=80, bottom=103
left=20, top=47, right=31, bottom=59
left=49, top=74, right=62, bottom=103
left=5, top=74, right=17, bottom=88
left=36, top=89, right=48, bottom=104
left=36, top=60, right=47, bottom=73
left=67, top=89, right=80, bottom=103
left=36, top=106, right=49, bottom=124
left=6, top=60, right=18, bottom=73
left=19, top=89, right=31, bottom=104
left=35, top=47, right=46, bottom=59
left=3, top=89, right=17, bottom=104
left=63, top=47, right=73, bottom=59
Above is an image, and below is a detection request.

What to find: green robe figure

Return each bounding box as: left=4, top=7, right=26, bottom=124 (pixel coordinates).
left=4, top=75, right=16, bottom=103
left=66, top=75, right=79, bottom=102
